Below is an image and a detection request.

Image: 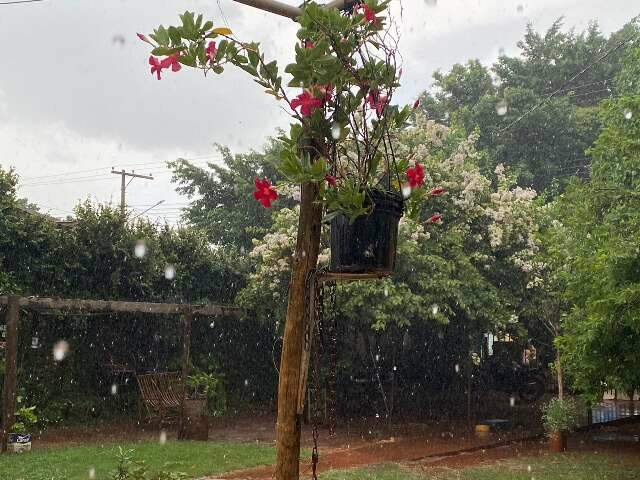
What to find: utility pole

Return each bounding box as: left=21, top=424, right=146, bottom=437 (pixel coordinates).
left=111, top=169, right=154, bottom=216
left=228, top=2, right=358, bottom=479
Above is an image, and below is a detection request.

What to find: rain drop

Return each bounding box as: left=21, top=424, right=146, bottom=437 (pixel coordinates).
left=624, top=109, right=633, bottom=120
left=496, top=100, right=508, bottom=116
left=431, top=304, right=439, bottom=316
left=159, top=430, right=167, bottom=445
left=330, top=123, right=341, bottom=140
left=134, top=240, right=147, bottom=258
left=89, top=467, right=96, bottom=479
left=53, top=340, right=69, bottom=362
left=454, top=364, right=460, bottom=373
left=111, top=384, right=118, bottom=396
left=527, top=465, right=532, bottom=472
left=384, top=287, right=389, bottom=297
left=210, top=321, right=215, bottom=328
left=164, top=264, right=176, bottom=280
left=510, top=396, right=516, bottom=407
left=402, top=184, right=412, bottom=199
left=244, top=379, right=249, bottom=387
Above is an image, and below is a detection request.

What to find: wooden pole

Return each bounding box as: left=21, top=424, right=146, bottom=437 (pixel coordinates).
left=275, top=181, right=323, bottom=480
left=1, top=296, right=20, bottom=453
left=178, top=312, right=193, bottom=440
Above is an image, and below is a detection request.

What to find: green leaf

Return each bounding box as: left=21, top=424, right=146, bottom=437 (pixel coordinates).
left=168, top=26, right=181, bottom=45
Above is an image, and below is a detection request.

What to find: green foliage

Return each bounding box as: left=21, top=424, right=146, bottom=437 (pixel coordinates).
left=419, top=19, right=639, bottom=193
left=541, top=397, right=579, bottom=433
left=187, top=369, right=226, bottom=415
left=11, top=405, right=38, bottom=434
left=110, top=447, right=188, bottom=480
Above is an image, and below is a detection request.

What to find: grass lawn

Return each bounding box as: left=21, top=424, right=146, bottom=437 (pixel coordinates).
left=321, top=452, right=640, bottom=480
left=0, top=440, right=276, bottom=480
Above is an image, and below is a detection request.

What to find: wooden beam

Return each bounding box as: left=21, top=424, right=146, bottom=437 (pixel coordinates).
left=178, top=312, right=193, bottom=440
left=275, top=180, right=323, bottom=480
left=0, top=297, right=240, bottom=317
left=1, top=296, right=20, bottom=453
left=318, top=271, right=390, bottom=283
left=231, top=0, right=302, bottom=20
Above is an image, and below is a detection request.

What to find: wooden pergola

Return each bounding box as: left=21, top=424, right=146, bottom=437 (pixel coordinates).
left=0, top=295, right=241, bottom=453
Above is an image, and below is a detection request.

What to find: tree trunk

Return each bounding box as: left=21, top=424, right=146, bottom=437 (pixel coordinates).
left=275, top=181, right=323, bottom=480
left=556, top=349, right=564, bottom=400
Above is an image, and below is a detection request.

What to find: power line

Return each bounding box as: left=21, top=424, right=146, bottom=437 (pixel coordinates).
left=497, top=15, right=640, bottom=135
left=19, top=155, right=222, bottom=181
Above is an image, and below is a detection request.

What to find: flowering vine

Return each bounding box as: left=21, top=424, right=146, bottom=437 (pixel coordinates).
left=138, top=2, right=443, bottom=222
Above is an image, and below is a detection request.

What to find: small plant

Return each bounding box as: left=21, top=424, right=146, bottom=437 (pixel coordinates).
left=187, top=370, right=226, bottom=415
left=11, top=406, right=37, bottom=434
left=110, top=447, right=188, bottom=480
left=542, top=397, right=579, bottom=433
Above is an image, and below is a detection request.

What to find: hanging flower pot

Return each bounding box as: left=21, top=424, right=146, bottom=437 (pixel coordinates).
left=330, top=189, right=403, bottom=275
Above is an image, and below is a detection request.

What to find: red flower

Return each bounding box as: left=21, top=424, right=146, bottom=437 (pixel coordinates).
left=290, top=90, right=324, bottom=117
left=367, top=90, right=389, bottom=116
left=430, top=187, right=446, bottom=196
left=325, top=175, right=337, bottom=187
left=253, top=178, right=278, bottom=208
left=149, top=56, right=164, bottom=80
left=206, top=41, right=218, bottom=63
left=413, top=99, right=421, bottom=109
left=303, top=39, right=315, bottom=49
left=160, top=54, right=182, bottom=72
left=406, top=162, right=425, bottom=188
left=356, top=3, right=378, bottom=24
left=426, top=214, right=442, bottom=224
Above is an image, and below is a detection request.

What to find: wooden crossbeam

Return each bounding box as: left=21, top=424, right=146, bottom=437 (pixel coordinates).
left=0, top=296, right=240, bottom=317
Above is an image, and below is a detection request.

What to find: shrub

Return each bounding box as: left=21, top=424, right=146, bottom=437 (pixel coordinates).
left=542, top=397, right=579, bottom=433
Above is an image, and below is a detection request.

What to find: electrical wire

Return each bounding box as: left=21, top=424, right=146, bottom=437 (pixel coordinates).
left=497, top=15, right=640, bottom=135
left=0, top=0, right=46, bottom=4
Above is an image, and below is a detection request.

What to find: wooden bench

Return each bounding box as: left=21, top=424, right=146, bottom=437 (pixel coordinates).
left=136, top=372, right=182, bottom=423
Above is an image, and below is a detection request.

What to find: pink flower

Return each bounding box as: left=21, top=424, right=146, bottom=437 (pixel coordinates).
left=325, top=175, right=337, bottom=187
left=356, top=3, right=378, bottom=24
left=367, top=90, right=389, bottom=116
left=206, top=41, right=218, bottom=63
left=149, top=56, right=164, bottom=80
left=430, top=187, right=446, bottom=196
left=303, top=40, right=315, bottom=49
left=290, top=91, right=324, bottom=117
left=253, top=178, right=278, bottom=208
left=426, top=214, right=442, bottom=224
left=137, top=33, right=154, bottom=46
left=406, top=162, right=425, bottom=188
left=160, top=54, right=182, bottom=72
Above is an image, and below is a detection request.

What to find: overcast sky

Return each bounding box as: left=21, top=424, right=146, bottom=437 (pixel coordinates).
left=1, top=0, right=636, bottom=222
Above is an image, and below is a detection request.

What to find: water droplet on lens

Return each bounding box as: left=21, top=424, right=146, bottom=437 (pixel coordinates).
left=496, top=100, right=508, bottom=116
left=53, top=340, right=69, bottom=362
left=134, top=240, right=147, bottom=258
left=331, top=123, right=341, bottom=140
left=164, top=264, right=176, bottom=280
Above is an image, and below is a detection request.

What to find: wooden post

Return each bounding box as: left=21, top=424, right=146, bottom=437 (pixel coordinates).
left=276, top=181, right=323, bottom=480
left=178, top=312, right=193, bottom=440
left=1, top=296, right=20, bottom=453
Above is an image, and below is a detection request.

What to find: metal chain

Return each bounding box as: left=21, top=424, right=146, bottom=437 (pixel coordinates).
left=310, top=277, right=323, bottom=480
left=326, top=282, right=338, bottom=437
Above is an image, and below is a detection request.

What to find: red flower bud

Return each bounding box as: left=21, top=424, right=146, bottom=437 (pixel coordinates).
left=426, top=214, right=442, bottom=224
left=430, top=187, right=446, bottom=196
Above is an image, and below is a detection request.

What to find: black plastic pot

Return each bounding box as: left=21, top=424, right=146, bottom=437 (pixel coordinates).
left=330, top=189, right=403, bottom=274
